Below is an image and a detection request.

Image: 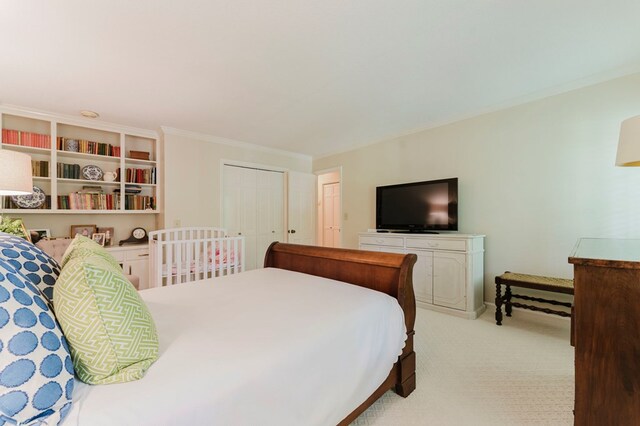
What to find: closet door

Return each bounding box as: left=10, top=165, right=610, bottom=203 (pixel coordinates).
left=223, top=165, right=258, bottom=270
left=223, top=165, right=285, bottom=271
left=287, top=171, right=316, bottom=245
left=256, top=169, right=285, bottom=266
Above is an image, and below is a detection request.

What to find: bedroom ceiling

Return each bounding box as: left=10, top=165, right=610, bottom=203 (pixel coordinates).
left=1, top=1, right=639, bottom=158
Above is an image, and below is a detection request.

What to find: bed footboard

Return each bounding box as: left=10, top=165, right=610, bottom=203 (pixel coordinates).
left=264, top=242, right=417, bottom=422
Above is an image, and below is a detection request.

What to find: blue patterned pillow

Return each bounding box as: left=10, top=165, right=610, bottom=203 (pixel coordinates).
left=0, top=233, right=61, bottom=306
left=0, top=258, right=74, bottom=425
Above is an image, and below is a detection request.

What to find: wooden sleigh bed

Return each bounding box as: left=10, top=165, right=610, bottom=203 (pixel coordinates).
left=66, top=242, right=417, bottom=425
left=264, top=242, right=418, bottom=424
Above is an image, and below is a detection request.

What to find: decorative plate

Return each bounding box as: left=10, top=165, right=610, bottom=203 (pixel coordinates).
left=65, top=139, right=79, bottom=152
left=11, top=186, right=46, bottom=209
left=82, top=165, right=104, bottom=181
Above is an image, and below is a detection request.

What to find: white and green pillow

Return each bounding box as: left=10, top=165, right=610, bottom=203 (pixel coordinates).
left=54, top=252, right=158, bottom=384
left=60, top=234, right=119, bottom=269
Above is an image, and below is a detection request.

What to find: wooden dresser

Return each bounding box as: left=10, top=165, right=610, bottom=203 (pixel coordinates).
left=568, top=238, right=640, bottom=425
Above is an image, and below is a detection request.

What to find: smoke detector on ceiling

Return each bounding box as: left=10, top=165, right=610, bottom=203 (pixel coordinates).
left=80, top=110, right=99, bottom=119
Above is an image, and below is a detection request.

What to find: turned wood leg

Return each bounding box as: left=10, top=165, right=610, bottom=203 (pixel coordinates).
left=505, top=284, right=513, bottom=317
left=495, top=282, right=503, bottom=325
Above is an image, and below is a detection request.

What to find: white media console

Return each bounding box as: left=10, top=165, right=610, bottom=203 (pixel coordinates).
left=358, top=232, right=485, bottom=319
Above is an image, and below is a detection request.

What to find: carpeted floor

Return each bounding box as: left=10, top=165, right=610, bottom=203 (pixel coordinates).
left=352, top=307, right=574, bottom=425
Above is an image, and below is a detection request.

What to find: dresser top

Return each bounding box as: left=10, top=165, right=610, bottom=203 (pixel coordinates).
left=569, top=238, right=640, bottom=268
left=360, top=231, right=485, bottom=238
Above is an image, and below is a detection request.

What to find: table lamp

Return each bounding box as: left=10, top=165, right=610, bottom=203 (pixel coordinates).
left=0, top=150, right=33, bottom=195
left=616, top=115, right=640, bottom=166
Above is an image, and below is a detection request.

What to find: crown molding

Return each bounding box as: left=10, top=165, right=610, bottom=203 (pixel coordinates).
left=160, top=126, right=311, bottom=161
left=0, top=104, right=158, bottom=138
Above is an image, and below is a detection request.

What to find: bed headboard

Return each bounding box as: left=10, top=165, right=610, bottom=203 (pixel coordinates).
left=264, top=242, right=417, bottom=333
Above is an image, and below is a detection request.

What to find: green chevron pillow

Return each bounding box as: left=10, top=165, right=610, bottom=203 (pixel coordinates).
left=54, top=253, right=159, bottom=384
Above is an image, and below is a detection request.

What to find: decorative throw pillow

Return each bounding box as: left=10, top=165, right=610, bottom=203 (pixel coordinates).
left=0, top=232, right=61, bottom=305
left=0, top=258, right=74, bottom=425
left=60, top=234, right=119, bottom=269
left=54, top=253, right=158, bottom=384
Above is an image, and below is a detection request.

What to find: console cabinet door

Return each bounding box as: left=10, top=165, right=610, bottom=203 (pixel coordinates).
left=412, top=250, right=433, bottom=304
left=433, top=251, right=466, bottom=310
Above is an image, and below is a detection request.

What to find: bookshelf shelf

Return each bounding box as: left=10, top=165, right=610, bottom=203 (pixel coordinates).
left=0, top=106, right=160, bottom=215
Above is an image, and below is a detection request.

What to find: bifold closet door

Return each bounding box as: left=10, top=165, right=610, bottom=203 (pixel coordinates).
left=256, top=169, right=285, bottom=266
left=223, top=165, right=284, bottom=271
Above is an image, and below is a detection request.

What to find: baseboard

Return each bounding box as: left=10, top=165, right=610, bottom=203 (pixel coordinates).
left=485, top=301, right=571, bottom=324
left=417, top=301, right=486, bottom=319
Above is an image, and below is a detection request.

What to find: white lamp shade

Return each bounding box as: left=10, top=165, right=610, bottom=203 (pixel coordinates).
left=0, top=150, right=34, bottom=195
left=616, top=115, right=640, bottom=166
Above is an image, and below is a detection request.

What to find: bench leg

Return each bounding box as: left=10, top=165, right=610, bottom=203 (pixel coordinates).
left=505, top=284, right=513, bottom=317
left=495, top=282, right=503, bottom=325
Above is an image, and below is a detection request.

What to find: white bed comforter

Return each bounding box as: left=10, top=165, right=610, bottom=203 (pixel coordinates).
left=64, top=268, right=407, bottom=426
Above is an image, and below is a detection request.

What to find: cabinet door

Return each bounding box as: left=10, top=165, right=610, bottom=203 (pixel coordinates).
left=125, top=258, right=149, bottom=290
left=433, top=251, right=466, bottom=310
left=412, top=251, right=433, bottom=304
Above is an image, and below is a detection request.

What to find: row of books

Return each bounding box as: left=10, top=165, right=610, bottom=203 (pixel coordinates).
left=2, top=196, right=51, bottom=209
left=58, top=193, right=119, bottom=210
left=2, top=129, right=51, bottom=149
left=55, top=191, right=155, bottom=211
left=56, top=137, right=120, bottom=157
left=57, top=163, right=82, bottom=179
left=125, top=195, right=156, bottom=210
left=123, top=167, right=156, bottom=184
left=32, top=160, right=49, bottom=178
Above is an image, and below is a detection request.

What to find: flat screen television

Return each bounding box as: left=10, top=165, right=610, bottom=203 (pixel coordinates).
left=376, top=178, right=458, bottom=232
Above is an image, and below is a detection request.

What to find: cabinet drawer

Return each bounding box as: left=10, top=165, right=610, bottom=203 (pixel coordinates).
left=406, top=238, right=466, bottom=252
left=107, top=249, right=126, bottom=262
left=359, top=235, right=404, bottom=248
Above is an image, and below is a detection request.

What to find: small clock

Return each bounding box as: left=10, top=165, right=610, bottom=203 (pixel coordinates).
left=119, top=227, right=149, bottom=246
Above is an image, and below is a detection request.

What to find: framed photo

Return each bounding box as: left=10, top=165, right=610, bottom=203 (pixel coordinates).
left=0, top=217, right=30, bottom=241
left=97, top=227, right=115, bottom=246
left=28, top=228, right=51, bottom=243
left=92, top=232, right=106, bottom=247
left=70, top=224, right=97, bottom=238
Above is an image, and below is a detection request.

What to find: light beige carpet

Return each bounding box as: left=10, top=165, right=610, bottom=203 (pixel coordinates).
left=352, top=307, right=574, bottom=425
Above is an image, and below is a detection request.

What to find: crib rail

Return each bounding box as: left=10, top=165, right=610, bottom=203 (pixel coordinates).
left=149, top=228, right=245, bottom=288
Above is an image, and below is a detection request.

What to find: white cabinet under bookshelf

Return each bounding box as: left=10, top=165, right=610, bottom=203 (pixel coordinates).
left=0, top=106, right=160, bottom=215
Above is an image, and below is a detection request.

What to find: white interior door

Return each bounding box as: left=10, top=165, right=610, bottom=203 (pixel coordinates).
left=322, top=182, right=341, bottom=247
left=256, top=169, right=285, bottom=266
left=287, top=171, right=316, bottom=245
left=223, top=165, right=258, bottom=270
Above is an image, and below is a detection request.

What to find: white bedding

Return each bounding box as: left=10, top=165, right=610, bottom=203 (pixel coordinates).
left=64, top=268, right=407, bottom=425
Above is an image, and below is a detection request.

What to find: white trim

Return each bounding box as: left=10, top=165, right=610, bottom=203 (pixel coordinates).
left=161, top=126, right=310, bottom=161
left=417, top=301, right=486, bottom=319
left=314, top=64, right=640, bottom=160
left=0, top=104, right=158, bottom=138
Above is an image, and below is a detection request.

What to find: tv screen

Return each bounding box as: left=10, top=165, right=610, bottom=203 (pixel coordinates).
left=376, top=178, right=458, bottom=232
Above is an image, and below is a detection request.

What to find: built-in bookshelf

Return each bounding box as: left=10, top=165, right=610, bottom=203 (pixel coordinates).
left=0, top=106, right=161, bottom=215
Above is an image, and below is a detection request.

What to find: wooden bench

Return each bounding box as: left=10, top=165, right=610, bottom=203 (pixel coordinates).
left=495, top=272, right=574, bottom=326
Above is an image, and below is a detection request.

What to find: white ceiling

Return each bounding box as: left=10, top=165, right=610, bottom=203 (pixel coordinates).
left=1, top=1, right=639, bottom=158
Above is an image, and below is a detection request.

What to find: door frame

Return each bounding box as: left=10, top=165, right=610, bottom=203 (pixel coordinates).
left=315, top=166, right=343, bottom=248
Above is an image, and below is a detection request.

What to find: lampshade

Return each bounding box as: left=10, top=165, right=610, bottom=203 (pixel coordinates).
left=616, top=115, right=640, bottom=166
left=0, top=150, right=34, bottom=195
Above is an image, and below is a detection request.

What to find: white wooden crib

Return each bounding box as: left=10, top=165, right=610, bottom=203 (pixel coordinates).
left=149, top=227, right=245, bottom=288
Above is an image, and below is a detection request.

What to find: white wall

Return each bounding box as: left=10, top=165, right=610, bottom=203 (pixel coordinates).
left=162, top=128, right=312, bottom=228
left=313, top=72, right=640, bottom=302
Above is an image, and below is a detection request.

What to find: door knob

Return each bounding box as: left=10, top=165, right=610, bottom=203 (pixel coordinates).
left=291, top=229, right=296, bottom=234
